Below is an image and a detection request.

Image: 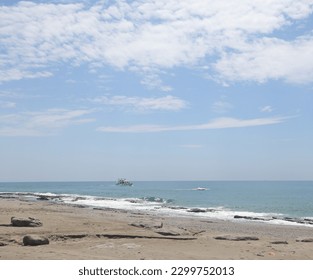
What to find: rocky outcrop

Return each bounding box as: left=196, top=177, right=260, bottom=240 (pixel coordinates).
left=23, top=235, right=49, bottom=246
left=280, top=217, right=313, bottom=225
left=234, top=215, right=313, bottom=225
left=11, top=217, right=42, bottom=227
left=36, top=196, right=49, bottom=201
left=187, top=208, right=207, bottom=213
left=234, top=215, right=271, bottom=221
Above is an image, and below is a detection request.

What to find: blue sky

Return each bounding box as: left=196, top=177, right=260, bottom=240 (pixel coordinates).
left=0, top=0, right=313, bottom=181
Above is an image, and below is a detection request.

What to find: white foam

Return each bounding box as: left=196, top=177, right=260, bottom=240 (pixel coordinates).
left=2, top=191, right=312, bottom=228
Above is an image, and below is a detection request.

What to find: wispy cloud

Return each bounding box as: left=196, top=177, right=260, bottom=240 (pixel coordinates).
left=0, top=101, right=16, bottom=108
left=89, top=95, right=187, bottom=112
left=212, top=101, right=233, bottom=113
left=1, top=1, right=313, bottom=86
left=260, top=105, right=274, bottom=113
left=0, top=108, right=95, bottom=136
left=97, top=116, right=288, bottom=133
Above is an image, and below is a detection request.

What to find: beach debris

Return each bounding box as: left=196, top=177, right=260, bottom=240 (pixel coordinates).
left=270, top=241, right=288, bottom=245
left=11, top=217, right=42, bottom=227
left=155, top=230, right=180, bottom=236
left=23, top=235, right=49, bottom=246
left=214, top=235, right=259, bottom=241
left=129, top=222, right=163, bottom=229
left=296, top=238, right=313, bottom=243
left=95, top=233, right=196, bottom=240
left=191, top=230, right=206, bottom=236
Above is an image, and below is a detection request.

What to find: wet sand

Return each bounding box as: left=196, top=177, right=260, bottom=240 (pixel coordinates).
left=1, top=198, right=313, bottom=259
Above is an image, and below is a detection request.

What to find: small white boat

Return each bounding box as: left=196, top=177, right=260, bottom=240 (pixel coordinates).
left=194, top=187, right=207, bottom=191
left=116, top=178, right=133, bottom=186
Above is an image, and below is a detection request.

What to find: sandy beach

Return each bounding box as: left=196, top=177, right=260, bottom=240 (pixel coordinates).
left=0, top=198, right=312, bottom=260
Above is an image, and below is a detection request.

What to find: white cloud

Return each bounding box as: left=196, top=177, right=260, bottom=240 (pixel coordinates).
left=260, top=105, right=273, bottom=113
left=214, top=36, right=313, bottom=84
left=90, top=95, right=187, bottom=112
left=1, top=0, right=313, bottom=86
left=139, top=71, right=173, bottom=92
left=0, top=69, right=53, bottom=83
left=0, top=108, right=95, bottom=136
left=97, top=116, right=288, bottom=133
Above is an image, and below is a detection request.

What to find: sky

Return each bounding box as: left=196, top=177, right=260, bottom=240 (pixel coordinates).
left=0, top=0, right=313, bottom=181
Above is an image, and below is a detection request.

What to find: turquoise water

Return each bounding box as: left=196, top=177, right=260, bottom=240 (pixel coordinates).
left=1, top=181, right=312, bottom=225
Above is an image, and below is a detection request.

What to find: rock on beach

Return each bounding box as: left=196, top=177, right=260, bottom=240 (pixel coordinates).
left=23, top=235, right=49, bottom=246
left=11, top=217, right=42, bottom=227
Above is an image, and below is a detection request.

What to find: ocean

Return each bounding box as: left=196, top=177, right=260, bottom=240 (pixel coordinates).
left=1, top=181, right=312, bottom=227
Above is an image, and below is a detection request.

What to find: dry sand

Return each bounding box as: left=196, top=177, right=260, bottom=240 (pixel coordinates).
left=1, top=198, right=313, bottom=260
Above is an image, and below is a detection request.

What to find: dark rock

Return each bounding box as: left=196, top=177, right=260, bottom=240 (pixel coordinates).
left=37, top=196, right=49, bottom=201
left=271, top=241, right=288, bottom=244
left=296, top=238, right=313, bottom=243
left=272, top=216, right=313, bottom=225
left=187, top=208, right=207, bottom=213
left=234, top=215, right=271, bottom=221
left=168, top=206, right=188, bottom=210
left=283, top=217, right=301, bottom=223
left=23, top=235, right=49, bottom=246
left=0, top=242, right=7, bottom=246
left=11, top=217, right=42, bottom=227
left=281, top=217, right=311, bottom=224
left=214, top=235, right=259, bottom=241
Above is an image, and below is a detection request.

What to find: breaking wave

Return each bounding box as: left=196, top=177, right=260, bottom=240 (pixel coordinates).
left=1, top=191, right=313, bottom=228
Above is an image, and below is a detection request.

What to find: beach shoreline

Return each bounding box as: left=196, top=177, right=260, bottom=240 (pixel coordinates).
left=1, top=198, right=313, bottom=260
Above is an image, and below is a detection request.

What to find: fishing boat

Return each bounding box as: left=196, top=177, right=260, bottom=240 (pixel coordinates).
left=116, top=178, right=133, bottom=186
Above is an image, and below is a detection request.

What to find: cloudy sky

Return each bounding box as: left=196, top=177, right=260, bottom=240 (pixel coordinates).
left=1, top=0, right=313, bottom=181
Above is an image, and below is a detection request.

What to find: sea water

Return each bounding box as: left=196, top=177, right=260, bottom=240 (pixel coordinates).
left=0, top=181, right=312, bottom=227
